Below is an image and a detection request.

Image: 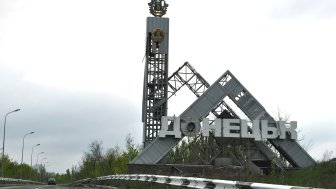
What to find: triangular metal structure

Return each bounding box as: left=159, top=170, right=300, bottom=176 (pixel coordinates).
left=131, top=70, right=315, bottom=170
left=165, top=62, right=286, bottom=172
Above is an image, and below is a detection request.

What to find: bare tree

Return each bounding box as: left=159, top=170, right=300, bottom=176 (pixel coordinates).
left=321, top=149, right=333, bottom=162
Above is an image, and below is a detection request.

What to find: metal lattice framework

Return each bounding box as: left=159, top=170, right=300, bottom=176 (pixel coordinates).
left=142, top=17, right=169, bottom=146
left=143, top=53, right=168, bottom=143
left=167, top=62, right=238, bottom=120
left=149, top=62, right=239, bottom=123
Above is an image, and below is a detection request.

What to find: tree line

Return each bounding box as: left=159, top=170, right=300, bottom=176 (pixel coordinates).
left=53, top=134, right=140, bottom=184
left=0, top=154, right=44, bottom=181
left=0, top=134, right=140, bottom=184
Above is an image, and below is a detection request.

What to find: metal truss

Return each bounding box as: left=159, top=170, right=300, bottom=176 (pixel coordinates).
left=167, top=62, right=238, bottom=119
left=142, top=21, right=169, bottom=145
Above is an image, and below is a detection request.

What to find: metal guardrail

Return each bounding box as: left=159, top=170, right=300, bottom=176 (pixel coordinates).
left=0, top=177, right=42, bottom=185
left=95, top=174, right=320, bottom=189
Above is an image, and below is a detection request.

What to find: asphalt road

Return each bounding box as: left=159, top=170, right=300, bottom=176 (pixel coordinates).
left=0, top=185, right=93, bottom=189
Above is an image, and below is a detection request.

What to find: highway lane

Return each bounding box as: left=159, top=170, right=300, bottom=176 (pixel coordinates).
left=0, top=185, right=94, bottom=189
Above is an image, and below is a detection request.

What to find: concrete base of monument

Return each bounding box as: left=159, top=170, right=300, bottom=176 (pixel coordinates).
left=128, top=163, right=263, bottom=181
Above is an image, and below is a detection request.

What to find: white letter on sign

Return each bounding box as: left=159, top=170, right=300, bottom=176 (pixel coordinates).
left=261, top=120, right=278, bottom=139
left=278, top=121, right=297, bottom=140
left=223, top=119, right=240, bottom=138
left=159, top=116, right=182, bottom=138
left=241, top=120, right=261, bottom=140
left=202, top=118, right=221, bottom=137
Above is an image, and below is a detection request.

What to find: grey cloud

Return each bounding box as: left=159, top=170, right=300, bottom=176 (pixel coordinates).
left=0, top=0, right=23, bottom=18
left=300, top=120, right=336, bottom=145
left=271, top=0, right=336, bottom=19
left=0, top=66, right=142, bottom=173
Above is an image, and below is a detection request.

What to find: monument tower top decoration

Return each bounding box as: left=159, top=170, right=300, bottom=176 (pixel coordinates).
left=148, top=0, right=169, bottom=17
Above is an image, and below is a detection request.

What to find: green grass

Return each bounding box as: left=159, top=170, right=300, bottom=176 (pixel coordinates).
left=270, top=161, right=336, bottom=189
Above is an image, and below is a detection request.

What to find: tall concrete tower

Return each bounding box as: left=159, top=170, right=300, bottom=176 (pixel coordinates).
left=142, top=0, right=169, bottom=147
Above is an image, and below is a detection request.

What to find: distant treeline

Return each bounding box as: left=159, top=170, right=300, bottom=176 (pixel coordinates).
left=53, top=134, right=140, bottom=184
left=0, top=155, right=42, bottom=181
left=0, top=134, right=139, bottom=184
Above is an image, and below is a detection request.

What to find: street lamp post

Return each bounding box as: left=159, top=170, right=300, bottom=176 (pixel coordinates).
left=42, top=161, right=50, bottom=182
left=40, top=157, right=47, bottom=165
left=44, top=161, right=50, bottom=168
left=40, top=157, right=47, bottom=182
left=20, top=131, right=34, bottom=179
left=30, top=144, right=40, bottom=180
left=36, top=152, right=44, bottom=166
left=2, top=108, right=20, bottom=177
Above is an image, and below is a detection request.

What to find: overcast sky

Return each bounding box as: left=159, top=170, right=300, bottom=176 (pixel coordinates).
left=1, top=0, right=336, bottom=174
